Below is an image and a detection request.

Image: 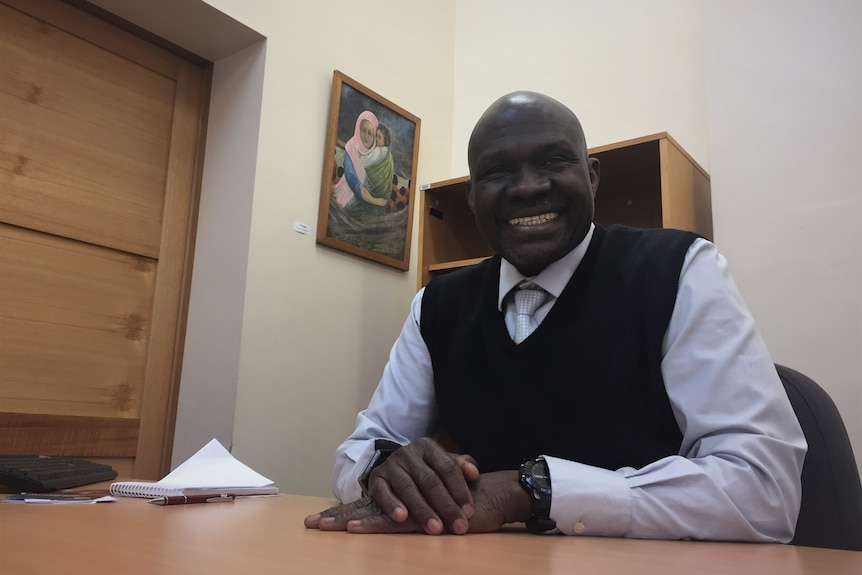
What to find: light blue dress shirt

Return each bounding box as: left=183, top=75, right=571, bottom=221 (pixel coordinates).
left=332, top=224, right=807, bottom=542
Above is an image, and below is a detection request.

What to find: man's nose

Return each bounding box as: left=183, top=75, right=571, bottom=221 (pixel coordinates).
left=510, top=165, right=550, bottom=196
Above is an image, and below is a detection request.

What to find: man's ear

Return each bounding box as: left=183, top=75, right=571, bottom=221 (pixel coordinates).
left=588, top=157, right=600, bottom=197
left=466, top=179, right=475, bottom=212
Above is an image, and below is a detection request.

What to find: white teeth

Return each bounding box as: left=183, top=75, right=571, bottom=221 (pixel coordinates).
left=509, top=212, right=559, bottom=226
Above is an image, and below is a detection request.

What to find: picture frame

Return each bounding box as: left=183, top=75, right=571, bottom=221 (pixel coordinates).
left=316, top=70, right=420, bottom=271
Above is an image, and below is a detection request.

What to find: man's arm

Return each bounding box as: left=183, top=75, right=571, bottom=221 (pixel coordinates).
left=322, top=291, right=484, bottom=535
left=545, top=239, right=807, bottom=541
left=330, top=289, right=439, bottom=503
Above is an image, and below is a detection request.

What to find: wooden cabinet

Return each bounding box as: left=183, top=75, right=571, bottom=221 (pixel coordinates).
left=416, top=132, right=711, bottom=289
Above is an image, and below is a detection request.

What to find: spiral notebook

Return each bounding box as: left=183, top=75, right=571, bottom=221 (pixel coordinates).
left=110, top=438, right=278, bottom=499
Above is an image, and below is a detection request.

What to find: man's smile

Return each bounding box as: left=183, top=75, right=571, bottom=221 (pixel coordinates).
left=508, top=212, right=559, bottom=226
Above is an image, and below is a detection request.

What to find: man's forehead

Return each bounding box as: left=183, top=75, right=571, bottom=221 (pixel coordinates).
left=483, top=99, right=562, bottom=126
left=472, top=131, right=581, bottom=162
left=471, top=111, right=581, bottom=158
left=476, top=99, right=580, bottom=139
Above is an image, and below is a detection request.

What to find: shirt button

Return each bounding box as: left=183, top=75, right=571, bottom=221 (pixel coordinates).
left=573, top=521, right=586, bottom=534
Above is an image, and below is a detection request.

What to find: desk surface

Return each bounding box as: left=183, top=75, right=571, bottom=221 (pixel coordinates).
left=1, top=490, right=859, bottom=574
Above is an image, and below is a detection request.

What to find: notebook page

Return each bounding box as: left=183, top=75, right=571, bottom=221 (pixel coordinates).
left=160, top=438, right=273, bottom=489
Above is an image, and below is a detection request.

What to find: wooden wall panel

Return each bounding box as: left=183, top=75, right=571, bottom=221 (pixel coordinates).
left=0, top=223, right=155, bottom=418
left=0, top=3, right=175, bottom=258
left=0, top=0, right=210, bottom=479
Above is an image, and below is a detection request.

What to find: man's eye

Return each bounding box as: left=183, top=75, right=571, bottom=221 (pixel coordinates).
left=481, top=167, right=509, bottom=180
left=544, top=156, right=571, bottom=167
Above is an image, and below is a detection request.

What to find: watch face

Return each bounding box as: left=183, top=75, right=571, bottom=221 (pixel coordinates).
left=527, top=459, right=551, bottom=482
left=520, top=458, right=553, bottom=509
left=519, top=458, right=556, bottom=533
left=359, top=448, right=398, bottom=495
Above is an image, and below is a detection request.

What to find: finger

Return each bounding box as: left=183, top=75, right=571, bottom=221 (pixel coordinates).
left=369, top=471, right=447, bottom=534
left=418, top=446, right=476, bottom=527
left=315, top=497, right=372, bottom=519
left=454, top=454, right=480, bottom=482
left=346, top=514, right=422, bottom=535
left=366, top=474, right=409, bottom=522
left=306, top=497, right=381, bottom=530
left=450, top=455, right=479, bottom=518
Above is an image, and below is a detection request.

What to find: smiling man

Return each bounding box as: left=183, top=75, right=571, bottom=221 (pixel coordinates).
left=305, top=91, right=806, bottom=542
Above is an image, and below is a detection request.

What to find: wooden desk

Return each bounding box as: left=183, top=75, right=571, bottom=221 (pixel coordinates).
left=1, top=492, right=859, bottom=574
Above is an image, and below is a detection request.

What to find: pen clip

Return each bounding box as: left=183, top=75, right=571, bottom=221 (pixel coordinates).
left=205, top=494, right=236, bottom=503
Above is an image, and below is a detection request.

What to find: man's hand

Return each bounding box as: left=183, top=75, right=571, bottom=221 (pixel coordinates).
left=305, top=438, right=479, bottom=535
left=361, top=437, right=479, bottom=534
left=304, top=470, right=531, bottom=534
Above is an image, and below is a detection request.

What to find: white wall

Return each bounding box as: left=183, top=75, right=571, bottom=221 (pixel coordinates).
left=172, top=41, right=266, bottom=464
left=194, top=0, right=457, bottom=496
left=451, top=0, right=710, bottom=174
left=702, top=0, right=862, bottom=475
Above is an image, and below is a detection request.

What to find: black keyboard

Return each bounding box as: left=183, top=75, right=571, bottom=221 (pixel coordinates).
left=0, top=454, right=118, bottom=493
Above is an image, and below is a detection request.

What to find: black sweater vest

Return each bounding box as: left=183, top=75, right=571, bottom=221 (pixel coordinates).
left=420, top=225, right=699, bottom=472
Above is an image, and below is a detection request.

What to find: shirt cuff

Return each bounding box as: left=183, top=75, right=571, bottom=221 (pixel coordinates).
left=334, top=439, right=379, bottom=503
left=545, top=455, right=633, bottom=536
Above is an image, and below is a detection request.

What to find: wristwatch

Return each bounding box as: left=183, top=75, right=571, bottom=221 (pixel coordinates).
left=518, top=456, right=557, bottom=533
left=358, top=439, right=402, bottom=496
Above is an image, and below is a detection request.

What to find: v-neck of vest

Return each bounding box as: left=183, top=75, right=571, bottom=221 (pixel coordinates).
left=491, top=227, right=606, bottom=352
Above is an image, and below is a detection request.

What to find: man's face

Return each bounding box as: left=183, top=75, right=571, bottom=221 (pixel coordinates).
left=360, top=120, right=375, bottom=148
left=467, top=99, right=599, bottom=276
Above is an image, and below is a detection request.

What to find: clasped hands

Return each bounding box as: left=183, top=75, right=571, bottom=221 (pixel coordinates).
left=304, top=437, right=530, bottom=535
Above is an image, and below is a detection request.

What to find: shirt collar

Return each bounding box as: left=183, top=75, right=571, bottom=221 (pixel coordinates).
left=497, top=223, right=596, bottom=311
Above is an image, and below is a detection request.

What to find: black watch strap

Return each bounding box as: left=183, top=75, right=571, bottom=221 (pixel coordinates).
left=358, top=439, right=402, bottom=496
left=518, top=456, right=556, bottom=533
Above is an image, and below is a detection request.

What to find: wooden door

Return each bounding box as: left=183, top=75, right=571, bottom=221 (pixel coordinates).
left=0, top=0, right=211, bottom=479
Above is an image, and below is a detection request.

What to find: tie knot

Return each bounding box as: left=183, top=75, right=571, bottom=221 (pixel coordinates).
left=514, top=283, right=546, bottom=316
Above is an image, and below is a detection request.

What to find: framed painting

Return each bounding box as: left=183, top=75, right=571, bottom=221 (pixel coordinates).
left=316, top=70, right=420, bottom=271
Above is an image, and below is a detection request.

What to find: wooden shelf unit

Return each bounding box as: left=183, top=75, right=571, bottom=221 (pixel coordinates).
left=416, top=133, right=712, bottom=290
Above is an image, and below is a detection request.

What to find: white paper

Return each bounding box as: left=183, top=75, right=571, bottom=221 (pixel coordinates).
left=21, top=496, right=116, bottom=504
left=157, top=438, right=274, bottom=489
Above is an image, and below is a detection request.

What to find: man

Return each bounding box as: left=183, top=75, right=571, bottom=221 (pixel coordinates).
left=305, top=91, right=806, bottom=540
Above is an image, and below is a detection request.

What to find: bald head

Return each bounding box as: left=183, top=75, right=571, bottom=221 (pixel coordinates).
left=468, top=92, right=588, bottom=171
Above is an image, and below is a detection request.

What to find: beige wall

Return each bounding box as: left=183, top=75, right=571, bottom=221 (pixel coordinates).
left=91, top=0, right=861, bottom=492
left=195, top=0, right=458, bottom=495
left=702, top=0, right=862, bottom=474
left=451, top=0, right=709, bottom=174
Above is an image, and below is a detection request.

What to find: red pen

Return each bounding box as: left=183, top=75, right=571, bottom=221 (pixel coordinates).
left=148, top=494, right=236, bottom=506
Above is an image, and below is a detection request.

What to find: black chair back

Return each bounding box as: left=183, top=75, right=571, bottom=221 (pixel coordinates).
left=776, top=364, right=862, bottom=551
